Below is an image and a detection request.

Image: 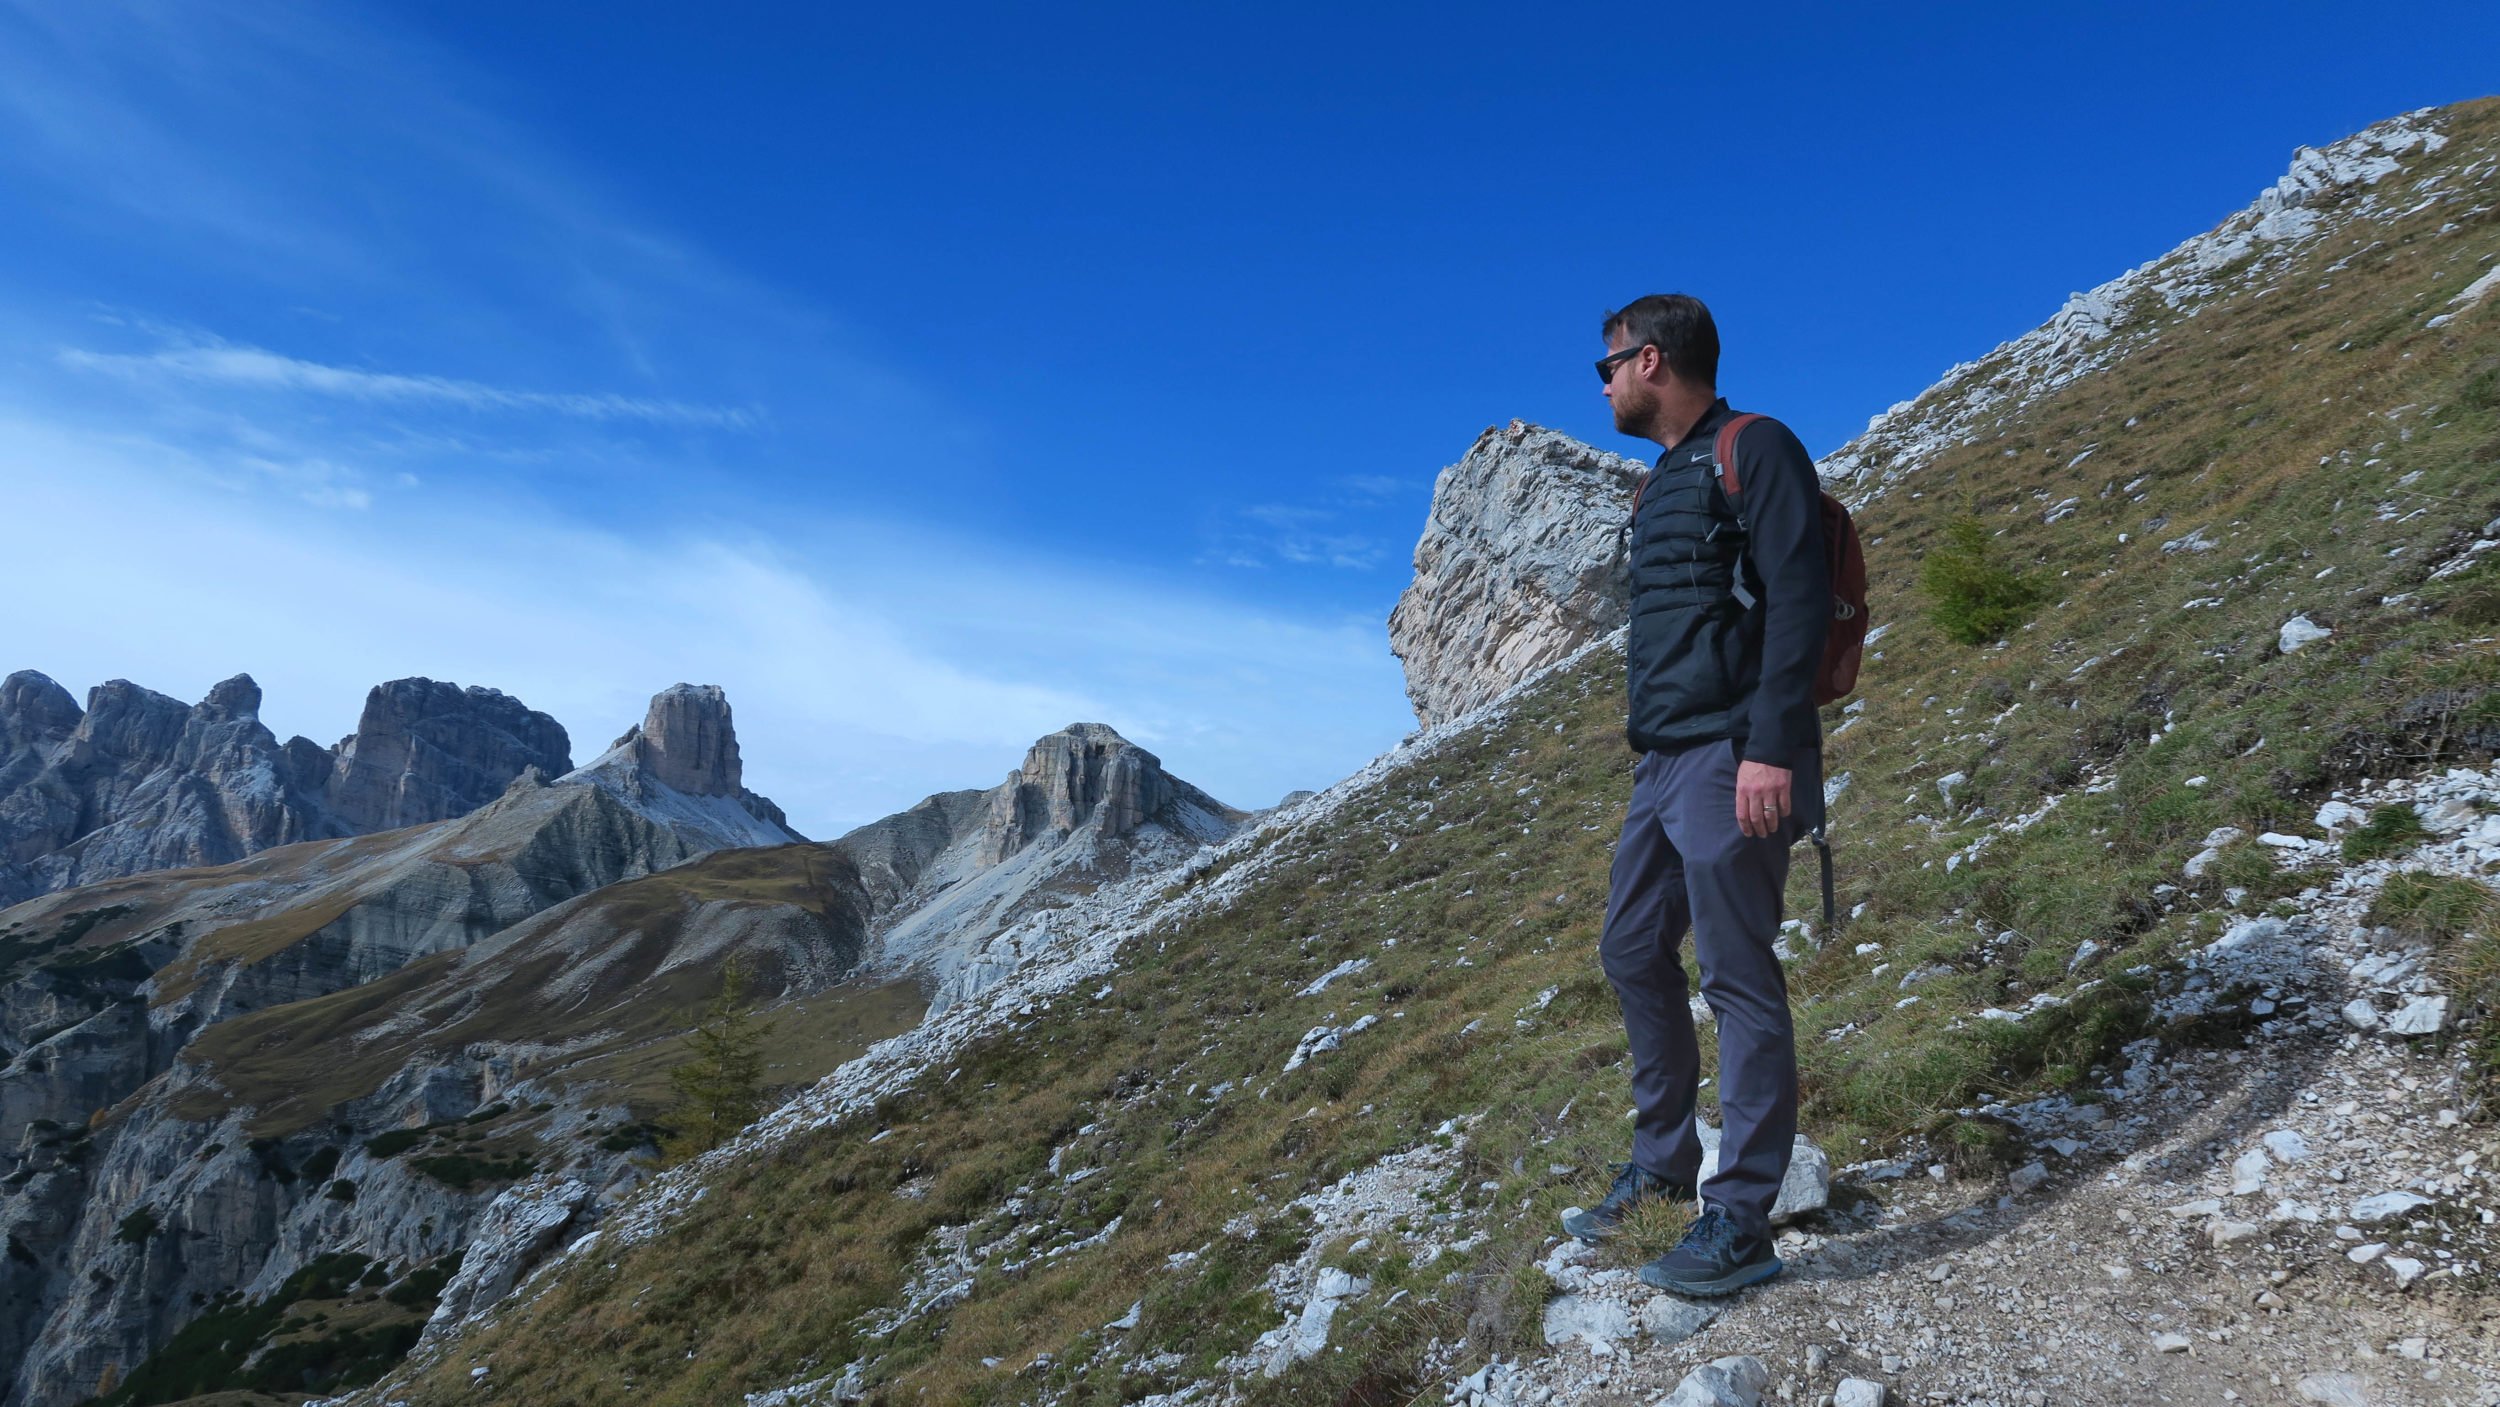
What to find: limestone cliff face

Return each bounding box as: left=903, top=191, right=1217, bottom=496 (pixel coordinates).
left=0, top=672, right=572, bottom=908
left=1386, top=422, right=1647, bottom=729
left=978, top=723, right=1178, bottom=866
left=322, top=679, right=576, bottom=834
left=562, top=684, right=802, bottom=851
left=841, top=723, right=1246, bottom=1005
left=634, top=683, right=743, bottom=797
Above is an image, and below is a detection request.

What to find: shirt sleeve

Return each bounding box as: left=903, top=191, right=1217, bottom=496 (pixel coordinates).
left=1733, top=418, right=1830, bottom=768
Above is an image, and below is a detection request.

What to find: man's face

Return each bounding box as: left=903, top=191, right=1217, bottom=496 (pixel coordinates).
left=1603, top=333, right=1660, bottom=438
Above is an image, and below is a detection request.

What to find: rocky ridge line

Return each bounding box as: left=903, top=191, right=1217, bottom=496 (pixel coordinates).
left=0, top=670, right=573, bottom=907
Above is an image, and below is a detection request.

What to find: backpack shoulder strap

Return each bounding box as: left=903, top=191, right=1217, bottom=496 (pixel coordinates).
left=1711, top=412, right=1768, bottom=498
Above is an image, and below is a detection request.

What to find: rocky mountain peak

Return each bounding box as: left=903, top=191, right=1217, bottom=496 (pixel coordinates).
left=619, top=682, right=744, bottom=799
left=0, top=671, right=81, bottom=748
left=978, top=722, right=1172, bottom=866
left=324, top=678, right=575, bottom=834
left=197, top=673, right=263, bottom=722
left=562, top=685, right=800, bottom=850
left=1387, top=420, right=1647, bottom=729
left=0, top=672, right=575, bottom=906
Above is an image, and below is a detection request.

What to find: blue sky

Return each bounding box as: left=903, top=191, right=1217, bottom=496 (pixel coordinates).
left=3, top=1, right=2495, bottom=835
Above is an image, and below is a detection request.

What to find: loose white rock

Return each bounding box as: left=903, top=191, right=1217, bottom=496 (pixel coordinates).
left=2350, top=1190, right=2433, bottom=1223
left=2383, top=995, right=2448, bottom=1036
left=2262, top=1129, right=2310, bottom=1164
left=1641, top=1295, right=1724, bottom=1344
left=2279, top=615, right=2333, bottom=652
left=1659, top=1355, right=1771, bottom=1407
left=2230, top=1147, right=2271, bottom=1195
left=1834, top=1381, right=1888, bottom=1407
left=2207, top=1218, right=2261, bottom=1246
left=2152, top=1331, right=2192, bottom=1353
left=2422, top=797, right=2480, bottom=834
left=2296, top=1373, right=2369, bottom=1407
left=1540, top=1293, right=1635, bottom=1348
left=1696, top=1123, right=1831, bottom=1223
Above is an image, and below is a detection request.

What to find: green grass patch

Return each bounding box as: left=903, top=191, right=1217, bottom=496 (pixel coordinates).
left=2367, top=871, right=2500, bottom=946
left=2343, top=804, right=2431, bottom=863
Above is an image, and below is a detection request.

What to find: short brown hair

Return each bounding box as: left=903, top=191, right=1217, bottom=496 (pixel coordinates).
left=1601, top=294, right=1719, bottom=388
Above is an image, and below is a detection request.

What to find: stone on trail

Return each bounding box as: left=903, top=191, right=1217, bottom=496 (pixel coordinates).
left=2006, top=1161, right=2049, bottom=1196
left=2207, top=1218, right=2261, bottom=1246
left=2383, top=995, right=2447, bottom=1036
left=1659, top=1355, right=1771, bottom=1407
left=1834, top=1380, right=1889, bottom=1407
left=2152, top=1331, right=2192, bottom=1353
left=2422, top=797, right=2480, bottom=834
left=1540, top=1293, right=1635, bottom=1348
left=2295, top=1372, right=2369, bottom=1407
left=1641, top=1294, right=1724, bottom=1344
left=1696, top=1122, right=1831, bottom=1223
left=2262, top=1129, right=2310, bottom=1164
left=2230, top=1147, right=2271, bottom=1195
left=2350, top=1190, right=2432, bottom=1223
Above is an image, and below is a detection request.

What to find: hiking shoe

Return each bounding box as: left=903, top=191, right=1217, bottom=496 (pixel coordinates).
left=1637, top=1204, right=1783, bottom=1296
left=1560, top=1163, right=1693, bottom=1241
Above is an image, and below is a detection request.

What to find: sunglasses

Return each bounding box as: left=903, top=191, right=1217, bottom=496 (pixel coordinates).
left=1594, top=345, right=1648, bottom=385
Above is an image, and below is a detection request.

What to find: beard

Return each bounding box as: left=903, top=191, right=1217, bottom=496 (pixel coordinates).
left=1610, top=380, right=1661, bottom=439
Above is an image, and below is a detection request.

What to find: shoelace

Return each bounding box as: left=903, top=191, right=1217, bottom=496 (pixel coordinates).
left=1673, top=1207, right=1733, bottom=1255
left=1601, top=1163, right=1653, bottom=1209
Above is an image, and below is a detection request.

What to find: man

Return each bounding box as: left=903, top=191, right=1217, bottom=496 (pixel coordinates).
left=1561, top=293, right=1828, bottom=1297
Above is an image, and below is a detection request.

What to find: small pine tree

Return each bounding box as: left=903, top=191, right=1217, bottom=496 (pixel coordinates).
left=661, top=957, right=775, bottom=1162
left=1920, top=517, right=2047, bottom=645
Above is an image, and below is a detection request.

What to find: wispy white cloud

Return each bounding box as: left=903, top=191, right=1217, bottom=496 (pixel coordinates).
left=1205, top=475, right=1424, bottom=571
left=60, top=337, right=758, bottom=430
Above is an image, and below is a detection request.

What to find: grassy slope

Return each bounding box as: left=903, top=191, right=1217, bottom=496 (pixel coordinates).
left=378, top=100, right=2500, bottom=1405
left=175, top=843, right=922, bottom=1138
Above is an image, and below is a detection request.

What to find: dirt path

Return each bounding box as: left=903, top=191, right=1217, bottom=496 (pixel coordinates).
left=1451, top=775, right=2500, bottom=1407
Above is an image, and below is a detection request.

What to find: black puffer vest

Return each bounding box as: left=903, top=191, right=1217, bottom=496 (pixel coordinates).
left=1624, top=404, right=1758, bottom=754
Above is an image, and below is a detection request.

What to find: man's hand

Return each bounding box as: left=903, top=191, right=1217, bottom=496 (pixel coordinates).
left=1735, top=760, right=1792, bottom=839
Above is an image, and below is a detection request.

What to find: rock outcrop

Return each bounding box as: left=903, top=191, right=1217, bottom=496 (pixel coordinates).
left=978, top=722, right=1184, bottom=865
left=1387, top=422, right=1646, bottom=728
left=839, top=723, right=1245, bottom=1005
left=0, top=671, right=571, bottom=908
left=320, top=678, right=576, bottom=834
left=562, top=684, right=803, bottom=851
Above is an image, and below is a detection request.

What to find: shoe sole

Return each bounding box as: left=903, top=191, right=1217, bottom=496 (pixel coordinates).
left=1638, top=1254, right=1784, bottom=1298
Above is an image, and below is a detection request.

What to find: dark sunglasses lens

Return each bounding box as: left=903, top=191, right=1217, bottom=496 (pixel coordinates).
left=1595, top=353, right=1621, bottom=385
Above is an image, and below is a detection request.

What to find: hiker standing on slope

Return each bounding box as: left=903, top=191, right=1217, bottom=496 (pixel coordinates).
left=1565, top=293, right=1829, bottom=1297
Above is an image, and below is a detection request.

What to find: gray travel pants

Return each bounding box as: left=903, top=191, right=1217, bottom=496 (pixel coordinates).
left=1598, top=738, right=1816, bottom=1238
